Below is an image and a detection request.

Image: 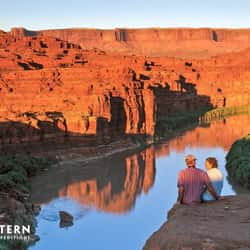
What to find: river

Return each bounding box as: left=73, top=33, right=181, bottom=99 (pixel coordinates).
left=29, top=114, right=250, bottom=250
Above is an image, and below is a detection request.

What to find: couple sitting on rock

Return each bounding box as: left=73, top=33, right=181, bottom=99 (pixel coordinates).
left=177, top=154, right=223, bottom=205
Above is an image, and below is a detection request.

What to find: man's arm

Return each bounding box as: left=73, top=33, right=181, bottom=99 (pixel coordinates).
left=177, top=171, right=184, bottom=204
left=207, top=182, right=219, bottom=200
left=177, top=186, right=184, bottom=204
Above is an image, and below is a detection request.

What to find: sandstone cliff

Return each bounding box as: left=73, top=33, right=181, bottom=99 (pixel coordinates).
left=0, top=28, right=250, bottom=147
left=9, top=27, right=250, bottom=58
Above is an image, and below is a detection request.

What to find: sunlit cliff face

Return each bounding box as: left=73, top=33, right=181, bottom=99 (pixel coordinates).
left=58, top=147, right=156, bottom=213
left=0, top=28, right=250, bottom=143
left=10, top=27, right=250, bottom=58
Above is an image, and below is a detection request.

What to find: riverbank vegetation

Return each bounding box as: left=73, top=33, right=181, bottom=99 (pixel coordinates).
left=0, top=155, right=56, bottom=193
left=226, top=134, right=250, bottom=189
left=0, top=154, right=57, bottom=250
left=155, top=108, right=209, bottom=137
left=156, top=105, right=250, bottom=137
left=199, top=105, right=250, bottom=123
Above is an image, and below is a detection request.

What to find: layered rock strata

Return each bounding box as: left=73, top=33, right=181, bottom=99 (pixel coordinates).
left=0, top=28, right=249, bottom=146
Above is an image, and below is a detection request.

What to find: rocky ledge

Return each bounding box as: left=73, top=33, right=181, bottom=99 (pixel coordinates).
left=144, top=195, right=250, bottom=250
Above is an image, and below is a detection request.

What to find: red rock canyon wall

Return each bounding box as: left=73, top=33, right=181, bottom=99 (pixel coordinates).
left=0, top=28, right=249, bottom=144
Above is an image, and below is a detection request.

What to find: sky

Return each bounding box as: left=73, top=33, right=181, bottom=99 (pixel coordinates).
left=1, top=0, right=250, bottom=31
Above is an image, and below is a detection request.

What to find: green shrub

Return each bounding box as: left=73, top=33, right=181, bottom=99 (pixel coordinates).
left=226, top=134, right=250, bottom=188
left=0, top=154, right=56, bottom=249
left=0, top=154, right=57, bottom=192
left=0, top=240, right=28, bottom=250
left=0, top=174, right=16, bottom=189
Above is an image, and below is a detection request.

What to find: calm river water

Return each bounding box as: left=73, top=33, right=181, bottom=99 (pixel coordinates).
left=29, top=114, right=250, bottom=250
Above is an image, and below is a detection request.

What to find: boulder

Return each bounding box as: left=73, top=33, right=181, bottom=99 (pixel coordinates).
left=59, top=211, right=74, bottom=228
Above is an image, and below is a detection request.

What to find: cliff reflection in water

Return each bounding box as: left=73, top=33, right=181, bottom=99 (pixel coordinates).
left=33, top=114, right=250, bottom=214
left=155, top=114, right=250, bottom=157
left=30, top=114, right=250, bottom=250
left=57, top=147, right=156, bottom=213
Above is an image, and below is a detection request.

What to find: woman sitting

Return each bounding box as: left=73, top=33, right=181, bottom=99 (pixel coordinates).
left=202, top=157, right=223, bottom=201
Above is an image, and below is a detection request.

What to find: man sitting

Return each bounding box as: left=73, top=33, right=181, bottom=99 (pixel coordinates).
left=177, top=154, right=220, bottom=205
